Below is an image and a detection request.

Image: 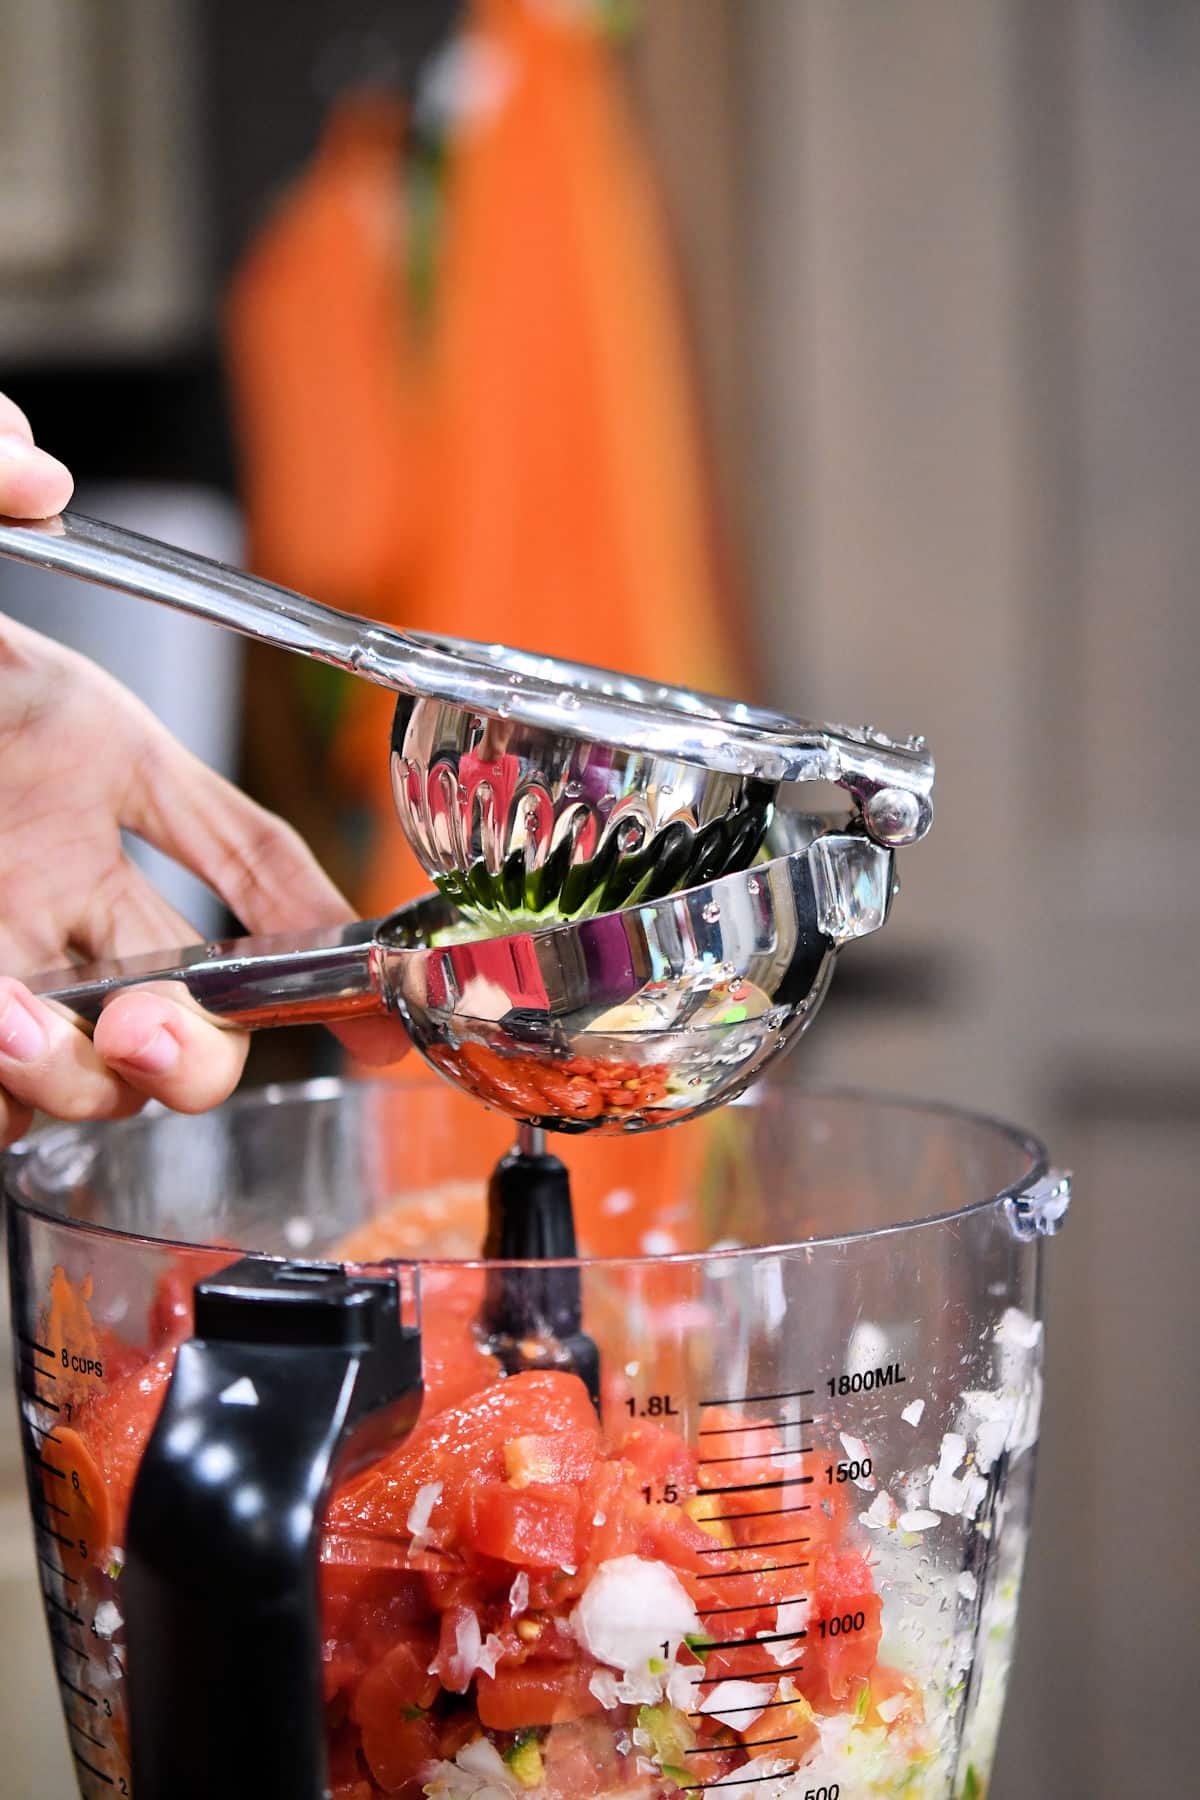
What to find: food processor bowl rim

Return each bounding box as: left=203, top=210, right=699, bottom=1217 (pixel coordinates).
left=3, top=1076, right=1052, bottom=1267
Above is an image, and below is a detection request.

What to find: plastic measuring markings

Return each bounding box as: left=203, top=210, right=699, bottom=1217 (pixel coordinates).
left=668, top=1382, right=822, bottom=1790
left=16, top=1326, right=131, bottom=1796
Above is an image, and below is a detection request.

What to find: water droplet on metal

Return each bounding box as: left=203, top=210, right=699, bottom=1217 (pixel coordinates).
left=557, top=690, right=581, bottom=711
left=747, top=876, right=761, bottom=896
left=702, top=901, right=721, bottom=924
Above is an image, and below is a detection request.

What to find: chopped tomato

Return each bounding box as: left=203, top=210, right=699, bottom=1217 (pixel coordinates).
left=356, top=1700, right=439, bottom=1793
left=74, top=1344, right=176, bottom=1544
left=504, top=1429, right=598, bottom=1488
left=741, top=1693, right=818, bottom=1764
left=803, top=1549, right=884, bottom=1703
left=466, top=1482, right=581, bottom=1569
left=319, top=1552, right=433, bottom=1660
left=540, top=1717, right=629, bottom=1798
left=617, top=1420, right=698, bottom=1495
left=328, top=1372, right=599, bottom=1546
left=59, top=1273, right=892, bottom=1797
left=476, top=1658, right=605, bottom=1729
left=352, top=1641, right=440, bottom=1727
left=46, top=1428, right=111, bottom=1583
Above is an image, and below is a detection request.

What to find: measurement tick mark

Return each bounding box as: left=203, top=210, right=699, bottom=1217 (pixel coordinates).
left=698, top=1506, right=812, bottom=1524
left=700, top=1388, right=815, bottom=1408
left=693, top=1661, right=806, bottom=1688
left=17, top=1333, right=54, bottom=1359
left=689, top=1694, right=803, bottom=1719
left=699, top=1419, right=786, bottom=1437
left=682, top=1770, right=802, bottom=1789
left=69, top=1720, right=109, bottom=1752
left=72, top=1748, right=113, bottom=1785
left=20, top=1386, right=60, bottom=1411
left=684, top=1734, right=800, bottom=1755
left=43, top=1526, right=74, bottom=1551
left=25, top=1419, right=62, bottom=1442
left=37, top=1554, right=79, bottom=1586
left=39, top=1496, right=70, bottom=1520
left=699, top=1447, right=812, bottom=1466
left=49, top=1627, right=85, bottom=1659
left=34, top=1456, right=66, bottom=1479
left=690, top=1627, right=808, bottom=1652
left=61, top=1675, right=98, bottom=1707
left=701, top=1475, right=814, bottom=1497
left=696, top=1535, right=811, bottom=1553
left=702, top=1595, right=807, bottom=1617
left=43, top=1591, right=84, bottom=1625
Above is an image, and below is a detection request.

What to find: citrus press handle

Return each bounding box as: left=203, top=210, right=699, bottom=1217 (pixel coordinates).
left=0, top=509, right=410, bottom=685
left=124, top=1257, right=423, bottom=1800
left=0, top=510, right=933, bottom=829
left=26, top=917, right=390, bottom=1030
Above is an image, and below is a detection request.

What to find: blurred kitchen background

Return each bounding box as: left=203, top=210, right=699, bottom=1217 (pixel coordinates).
left=1, top=1, right=1196, bottom=1794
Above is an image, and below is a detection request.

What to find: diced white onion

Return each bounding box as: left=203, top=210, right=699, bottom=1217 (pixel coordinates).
left=407, top=1480, right=443, bottom=1551
left=456, top=1736, right=520, bottom=1793
left=571, top=1557, right=699, bottom=1673
left=699, top=1681, right=767, bottom=1729
left=93, top=1601, right=122, bottom=1640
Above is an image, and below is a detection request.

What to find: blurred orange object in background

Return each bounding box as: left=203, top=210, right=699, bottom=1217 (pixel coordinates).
left=226, top=0, right=744, bottom=923
left=225, top=0, right=740, bottom=1214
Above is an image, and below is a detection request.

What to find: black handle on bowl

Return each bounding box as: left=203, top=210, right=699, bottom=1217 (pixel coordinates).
left=123, top=1256, right=422, bottom=1800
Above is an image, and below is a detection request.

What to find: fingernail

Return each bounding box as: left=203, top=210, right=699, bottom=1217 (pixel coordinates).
left=0, top=989, right=48, bottom=1063
left=0, top=432, right=36, bottom=463
left=115, top=1025, right=180, bottom=1076
left=0, top=433, right=73, bottom=514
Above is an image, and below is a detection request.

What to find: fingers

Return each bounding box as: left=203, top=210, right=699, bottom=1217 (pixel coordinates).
left=0, top=394, right=34, bottom=441
left=93, top=985, right=250, bottom=1114
left=125, top=736, right=356, bottom=935
left=336, top=1015, right=414, bottom=1067
left=0, top=979, right=145, bottom=1146
left=0, top=1092, right=34, bottom=1149
left=0, top=394, right=73, bottom=519
left=67, top=846, right=208, bottom=964
left=65, top=859, right=253, bottom=1111
left=0, top=976, right=251, bottom=1148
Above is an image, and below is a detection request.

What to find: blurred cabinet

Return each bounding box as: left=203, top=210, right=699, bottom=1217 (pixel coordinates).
left=0, top=0, right=206, bottom=362
left=730, top=2, right=1200, bottom=1794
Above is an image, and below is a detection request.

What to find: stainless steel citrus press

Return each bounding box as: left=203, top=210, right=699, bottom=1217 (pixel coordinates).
left=0, top=510, right=934, bottom=1134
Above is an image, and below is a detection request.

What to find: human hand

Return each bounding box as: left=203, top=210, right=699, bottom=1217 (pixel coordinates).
left=0, top=405, right=407, bottom=1146
left=0, top=392, right=74, bottom=519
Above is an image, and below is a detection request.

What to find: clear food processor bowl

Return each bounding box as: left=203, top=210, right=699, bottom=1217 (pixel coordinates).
left=4, top=1081, right=1069, bottom=1800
